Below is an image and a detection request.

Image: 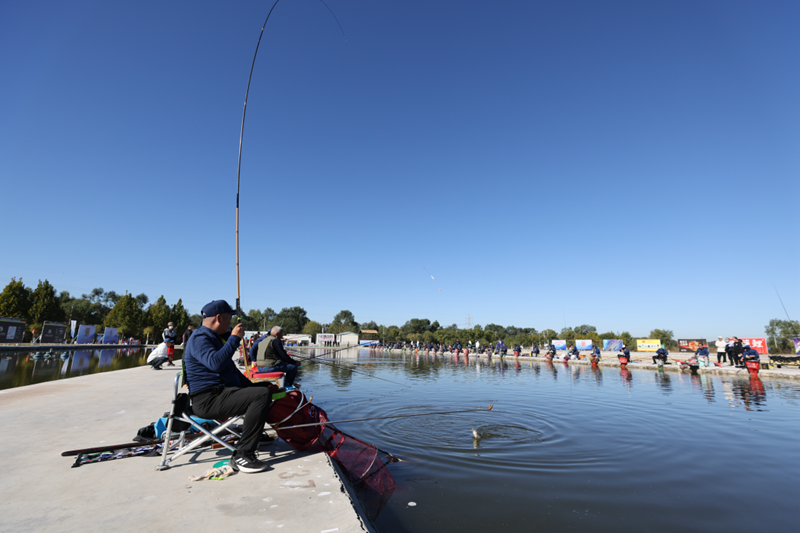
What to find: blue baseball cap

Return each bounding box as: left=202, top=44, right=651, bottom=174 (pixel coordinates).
left=201, top=300, right=237, bottom=318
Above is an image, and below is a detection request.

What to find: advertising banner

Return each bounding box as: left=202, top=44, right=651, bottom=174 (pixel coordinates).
left=636, top=339, right=661, bottom=352
left=41, top=321, right=68, bottom=344
left=603, top=339, right=623, bottom=351
left=793, top=338, right=800, bottom=355
left=739, top=338, right=768, bottom=355
left=552, top=340, right=567, bottom=351
left=316, top=333, right=335, bottom=344
left=75, top=325, right=96, bottom=344
left=575, top=339, right=593, bottom=351
left=102, top=327, right=119, bottom=344
left=0, top=317, right=26, bottom=343
left=678, top=339, right=707, bottom=353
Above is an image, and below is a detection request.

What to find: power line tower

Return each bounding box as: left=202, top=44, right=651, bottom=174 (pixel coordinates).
left=466, top=314, right=472, bottom=329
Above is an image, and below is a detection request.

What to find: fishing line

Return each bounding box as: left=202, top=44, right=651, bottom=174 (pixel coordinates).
left=273, top=405, right=494, bottom=430
left=423, top=266, right=442, bottom=291
left=287, top=348, right=410, bottom=387
left=772, top=282, right=791, bottom=320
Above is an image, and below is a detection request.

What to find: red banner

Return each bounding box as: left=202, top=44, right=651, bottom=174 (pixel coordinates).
left=740, top=338, right=768, bottom=355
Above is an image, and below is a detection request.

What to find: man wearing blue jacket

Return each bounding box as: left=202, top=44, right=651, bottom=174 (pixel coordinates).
left=184, top=300, right=272, bottom=474
left=653, top=346, right=669, bottom=365
left=695, top=345, right=710, bottom=367
left=742, top=345, right=760, bottom=363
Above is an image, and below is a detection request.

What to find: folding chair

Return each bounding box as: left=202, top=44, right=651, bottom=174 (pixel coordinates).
left=155, top=364, right=287, bottom=471
left=155, top=370, right=244, bottom=471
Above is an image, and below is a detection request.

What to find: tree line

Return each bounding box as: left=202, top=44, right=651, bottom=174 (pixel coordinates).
left=241, top=306, right=800, bottom=354
left=3, top=278, right=797, bottom=353
left=0, top=278, right=189, bottom=342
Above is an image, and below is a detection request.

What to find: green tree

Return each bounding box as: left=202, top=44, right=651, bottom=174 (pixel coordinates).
left=559, top=327, right=576, bottom=344
left=29, top=279, right=66, bottom=331
left=75, top=287, right=116, bottom=324
left=105, top=294, right=144, bottom=339
left=59, top=291, right=100, bottom=328
left=401, top=318, right=432, bottom=335
left=383, top=325, right=401, bottom=342
left=765, top=319, right=800, bottom=354
left=620, top=331, right=634, bottom=349
left=241, top=307, right=277, bottom=332
left=540, top=329, right=558, bottom=343
left=360, top=320, right=379, bottom=332
left=188, top=313, right=203, bottom=328
left=574, top=324, right=597, bottom=337
left=303, top=320, right=323, bottom=338
left=134, top=293, right=149, bottom=309
left=170, top=299, right=190, bottom=336
left=330, top=310, right=358, bottom=334
left=484, top=323, right=506, bottom=340
left=0, top=278, right=32, bottom=322
left=274, top=306, right=309, bottom=334
left=147, top=295, right=171, bottom=336
left=649, top=329, right=675, bottom=349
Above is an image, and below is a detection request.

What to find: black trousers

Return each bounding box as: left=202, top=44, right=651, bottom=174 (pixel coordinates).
left=730, top=353, right=742, bottom=366
left=717, top=352, right=727, bottom=363
left=191, top=383, right=272, bottom=455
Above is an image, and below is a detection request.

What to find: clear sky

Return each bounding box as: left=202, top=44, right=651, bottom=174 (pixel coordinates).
left=1, top=0, right=798, bottom=339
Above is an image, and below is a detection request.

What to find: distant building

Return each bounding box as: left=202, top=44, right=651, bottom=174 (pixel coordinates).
left=361, top=329, right=379, bottom=341
left=337, top=332, right=359, bottom=346
left=284, top=334, right=311, bottom=346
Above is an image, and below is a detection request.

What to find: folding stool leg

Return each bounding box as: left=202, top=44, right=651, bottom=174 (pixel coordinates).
left=155, top=414, right=242, bottom=470
left=155, top=373, right=183, bottom=471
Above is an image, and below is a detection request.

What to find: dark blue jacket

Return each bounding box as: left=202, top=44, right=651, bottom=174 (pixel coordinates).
left=743, top=348, right=760, bottom=361
left=184, top=325, right=248, bottom=394
left=656, top=348, right=668, bottom=357
left=695, top=347, right=709, bottom=357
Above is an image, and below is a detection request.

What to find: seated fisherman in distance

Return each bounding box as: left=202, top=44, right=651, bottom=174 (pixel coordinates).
left=255, top=326, right=301, bottom=387
left=184, top=300, right=273, bottom=474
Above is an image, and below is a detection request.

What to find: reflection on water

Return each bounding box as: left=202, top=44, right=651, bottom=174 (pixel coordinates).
left=298, top=349, right=800, bottom=533
left=0, top=347, right=153, bottom=390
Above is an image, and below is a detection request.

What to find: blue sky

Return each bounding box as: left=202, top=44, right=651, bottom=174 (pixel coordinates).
left=1, top=0, right=798, bottom=339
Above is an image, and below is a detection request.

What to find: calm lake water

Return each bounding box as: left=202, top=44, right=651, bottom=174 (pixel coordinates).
left=297, top=349, right=799, bottom=533
left=0, top=348, right=150, bottom=390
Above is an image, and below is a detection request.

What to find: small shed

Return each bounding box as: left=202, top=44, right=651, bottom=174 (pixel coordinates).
left=361, top=329, right=379, bottom=340
left=337, top=332, right=359, bottom=346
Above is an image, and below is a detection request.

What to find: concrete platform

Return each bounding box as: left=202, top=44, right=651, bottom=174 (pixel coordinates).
left=0, top=365, right=370, bottom=533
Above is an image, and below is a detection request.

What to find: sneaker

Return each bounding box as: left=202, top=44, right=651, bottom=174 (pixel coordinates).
left=167, top=361, right=175, bottom=366
left=230, top=451, right=268, bottom=473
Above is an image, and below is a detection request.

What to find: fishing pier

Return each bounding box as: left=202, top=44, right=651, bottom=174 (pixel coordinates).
left=0, top=364, right=373, bottom=533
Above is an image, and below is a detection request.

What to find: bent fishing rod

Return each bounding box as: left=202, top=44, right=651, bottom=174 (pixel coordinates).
left=233, top=0, right=345, bottom=374
left=273, top=404, right=494, bottom=431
